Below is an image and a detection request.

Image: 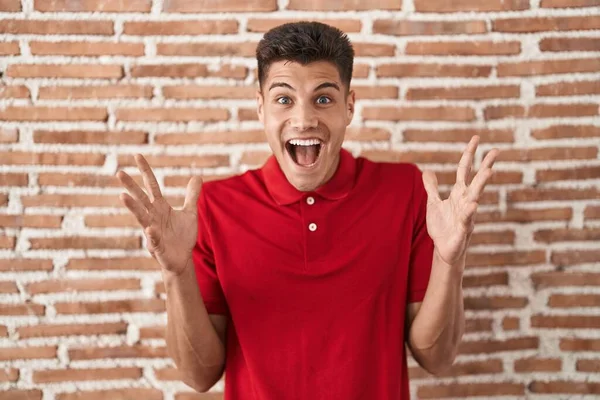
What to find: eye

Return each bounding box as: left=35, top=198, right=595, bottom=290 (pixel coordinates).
left=277, top=96, right=291, bottom=105
left=316, top=96, right=331, bottom=104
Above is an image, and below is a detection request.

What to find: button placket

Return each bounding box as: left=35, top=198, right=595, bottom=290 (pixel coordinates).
left=303, top=194, right=320, bottom=266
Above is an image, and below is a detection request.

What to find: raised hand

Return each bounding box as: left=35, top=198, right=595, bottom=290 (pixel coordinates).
left=116, top=154, right=203, bottom=275
left=422, top=136, right=499, bottom=267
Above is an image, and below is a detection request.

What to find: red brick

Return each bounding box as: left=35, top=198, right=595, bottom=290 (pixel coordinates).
left=407, top=85, right=520, bottom=100
left=532, top=124, right=600, bottom=139
left=585, top=205, right=600, bottom=220
left=484, top=105, right=525, bottom=120
left=0, top=282, right=18, bottom=293
left=155, top=130, right=265, bottom=145
left=415, top=0, right=528, bottom=12
left=0, top=41, right=19, bottom=55
left=0, top=107, right=107, bottom=122
left=361, top=150, right=463, bottom=164
left=164, top=174, right=233, bottom=188
left=537, top=80, right=600, bottom=97
left=460, top=337, right=539, bottom=354
left=35, top=0, right=151, bottom=12
left=56, top=299, right=164, bottom=315
left=116, top=107, right=229, bottom=123
left=466, top=318, right=493, bottom=333
left=38, top=172, right=138, bottom=188
left=85, top=214, right=139, bottom=228
left=118, top=153, right=230, bottom=168
left=550, top=294, right=600, bottom=308
left=532, top=271, right=600, bottom=288
left=30, top=41, right=144, bottom=56
left=124, top=20, right=238, bottom=35
left=352, top=86, right=399, bottom=99
left=541, top=0, right=600, bottom=7
left=353, top=42, right=396, bottom=57
left=0, top=0, right=20, bottom=11
left=140, top=326, right=165, bottom=339
left=561, top=338, right=600, bottom=351
left=34, top=130, right=148, bottom=145
left=68, top=345, right=167, bottom=360
left=157, top=42, right=257, bottom=57
left=540, top=37, right=600, bottom=52
left=485, top=104, right=598, bottom=120
left=377, top=63, right=491, bottom=77
left=406, top=40, right=520, bottom=56
left=418, top=383, right=525, bottom=398
left=464, top=296, right=527, bottom=310
left=0, top=215, right=61, bottom=229
left=536, top=228, right=600, bottom=243
left=0, top=391, right=42, bottom=400
left=467, top=250, right=546, bottom=267
left=247, top=18, right=361, bottom=33
left=363, top=106, right=475, bottom=121
left=0, top=173, right=27, bottom=186
left=39, top=85, right=152, bottom=100
left=0, top=85, right=30, bottom=99
left=542, top=170, right=589, bottom=192
left=405, top=128, right=514, bottom=143
left=0, top=259, right=53, bottom=272
left=503, top=317, right=520, bottom=330
left=0, top=236, right=15, bottom=249
left=6, top=64, right=123, bottom=79
left=410, top=359, right=503, bottom=379
left=577, top=359, right=600, bottom=372
left=165, top=0, right=276, bottom=12
left=0, top=19, right=114, bottom=35
left=131, top=63, right=208, bottom=78
left=0, top=128, right=18, bottom=142
left=514, top=357, right=562, bottom=372
left=0, top=346, right=55, bottom=360
left=57, top=389, right=162, bottom=400
left=493, top=16, right=600, bottom=32
left=29, top=236, right=140, bottom=250
left=373, top=19, right=487, bottom=36
left=0, top=368, right=18, bottom=382
left=353, top=64, right=370, bottom=78
left=26, top=279, right=140, bottom=294
left=509, top=188, right=600, bottom=203
left=552, top=250, right=600, bottom=266
left=288, top=0, right=400, bottom=10
left=18, top=322, right=128, bottom=339
left=532, top=315, right=600, bottom=329
left=34, top=367, right=141, bottom=383
left=0, top=152, right=105, bottom=166
left=497, top=147, right=598, bottom=162
left=462, top=272, right=509, bottom=288
left=163, top=85, right=255, bottom=100
left=437, top=170, right=522, bottom=186
left=469, top=230, right=516, bottom=245
left=498, top=58, right=600, bottom=76
left=66, top=257, right=157, bottom=271
left=529, top=380, right=600, bottom=394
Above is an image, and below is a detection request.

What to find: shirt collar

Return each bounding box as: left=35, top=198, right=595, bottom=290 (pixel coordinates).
left=261, top=148, right=357, bottom=206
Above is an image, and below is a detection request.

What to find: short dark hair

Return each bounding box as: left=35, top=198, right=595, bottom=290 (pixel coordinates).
left=256, top=21, right=354, bottom=91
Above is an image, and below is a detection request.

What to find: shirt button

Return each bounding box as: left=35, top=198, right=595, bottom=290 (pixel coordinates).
left=308, top=223, right=317, bottom=232
left=306, top=196, right=315, bottom=205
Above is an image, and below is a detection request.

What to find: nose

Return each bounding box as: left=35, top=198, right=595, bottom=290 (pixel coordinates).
left=290, top=106, right=318, bottom=131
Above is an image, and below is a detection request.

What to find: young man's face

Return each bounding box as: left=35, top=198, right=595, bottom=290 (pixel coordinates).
left=257, top=60, right=355, bottom=192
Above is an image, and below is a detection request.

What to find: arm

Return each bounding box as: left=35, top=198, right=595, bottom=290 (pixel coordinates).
left=163, top=261, right=227, bottom=392
left=406, top=136, right=498, bottom=375
left=406, top=251, right=465, bottom=375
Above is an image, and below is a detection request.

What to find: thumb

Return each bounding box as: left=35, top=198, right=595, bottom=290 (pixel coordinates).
left=183, top=176, right=203, bottom=213
left=422, top=170, right=441, bottom=203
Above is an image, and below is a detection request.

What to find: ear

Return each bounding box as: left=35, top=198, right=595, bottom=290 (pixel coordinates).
left=345, top=89, right=355, bottom=126
left=256, top=89, right=264, bottom=124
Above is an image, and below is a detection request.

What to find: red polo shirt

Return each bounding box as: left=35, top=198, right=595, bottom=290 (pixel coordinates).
left=193, top=148, right=434, bottom=400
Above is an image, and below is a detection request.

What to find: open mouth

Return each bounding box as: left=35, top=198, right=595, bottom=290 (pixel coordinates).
left=285, top=138, right=323, bottom=167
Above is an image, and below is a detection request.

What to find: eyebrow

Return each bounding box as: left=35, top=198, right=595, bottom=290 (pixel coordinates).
left=268, top=81, right=341, bottom=92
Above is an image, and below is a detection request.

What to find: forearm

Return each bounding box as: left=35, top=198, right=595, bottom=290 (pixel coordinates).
left=163, top=260, right=225, bottom=391
left=408, top=250, right=465, bottom=374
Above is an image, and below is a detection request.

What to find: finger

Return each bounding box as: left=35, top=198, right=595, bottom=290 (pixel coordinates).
left=456, top=136, right=479, bottom=185
left=468, top=149, right=500, bottom=201
left=120, top=192, right=152, bottom=228
left=135, top=154, right=163, bottom=202
left=116, top=170, right=153, bottom=211
left=422, top=170, right=442, bottom=203
left=183, top=176, right=203, bottom=213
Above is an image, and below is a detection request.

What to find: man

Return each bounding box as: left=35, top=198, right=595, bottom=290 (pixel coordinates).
left=116, top=22, right=499, bottom=399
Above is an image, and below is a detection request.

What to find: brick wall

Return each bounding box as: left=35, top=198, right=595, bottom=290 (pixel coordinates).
left=0, top=0, right=599, bottom=399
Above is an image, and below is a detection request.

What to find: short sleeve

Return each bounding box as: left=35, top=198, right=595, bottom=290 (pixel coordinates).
left=192, top=188, right=229, bottom=316
left=407, top=165, right=434, bottom=304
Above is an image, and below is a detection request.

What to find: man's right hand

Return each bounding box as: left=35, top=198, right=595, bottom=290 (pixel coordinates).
left=116, top=154, right=203, bottom=275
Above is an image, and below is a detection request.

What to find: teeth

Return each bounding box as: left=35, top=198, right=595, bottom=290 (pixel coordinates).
left=288, top=139, right=321, bottom=146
